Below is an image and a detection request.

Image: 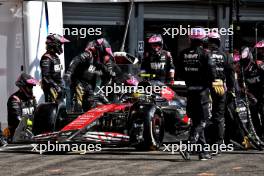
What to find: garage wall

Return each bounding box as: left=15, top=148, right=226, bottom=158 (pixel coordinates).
left=144, top=3, right=215, bottom=21
left=0, top=1, right=24, bottom=125
left=63, top=3, right=126, bottom=25
left=23, top=1, right=65, bottom=105
left=239, top=6, right=264, bottom=22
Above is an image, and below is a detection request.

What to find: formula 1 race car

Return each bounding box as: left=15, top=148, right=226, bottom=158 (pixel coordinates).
left=9, top=52, right=190, bottom=151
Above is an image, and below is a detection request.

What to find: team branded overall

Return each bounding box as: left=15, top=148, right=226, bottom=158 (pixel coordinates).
left=7, top=91, right=36, bottom=138
left=40, top=52, right=64, bottom=102
left=240, top=60, right=264, bottom=137
left=141, top=50, right=175, bottom=83
left=179, top=46, right=216, bottom=153
left=208, top=45, right=235, bottom=145
left=66, top=51, right=114, bottom=112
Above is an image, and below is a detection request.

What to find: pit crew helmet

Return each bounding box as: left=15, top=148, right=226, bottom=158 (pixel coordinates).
left=16, top=73, right=38, bottom=98
left=85, top=38, right=114, bottom=63
left=148, top=34, right=163, bottom=55
left=189, top=27, right=207, bottom=40
left=208, top=31, right=221, bottom=47
left=240, top=46, right=253, bottom=67
left=46, top=33, right=70, bottom=55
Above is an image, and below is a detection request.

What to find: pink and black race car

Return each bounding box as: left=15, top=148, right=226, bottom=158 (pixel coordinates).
left=11, top=52, right=190, bottom=151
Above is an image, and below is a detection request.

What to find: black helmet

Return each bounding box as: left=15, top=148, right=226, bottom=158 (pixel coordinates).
left=240, top=47, right=253, bottom=67
left=85, top=38, right=113, bottom=62
left=16, top=73, right=38, bottom=98
left=208, top=31, right=221, bottom=47
left=46, top=33, right=70, bottom=55
left=189, top=27, right=207, bottom=47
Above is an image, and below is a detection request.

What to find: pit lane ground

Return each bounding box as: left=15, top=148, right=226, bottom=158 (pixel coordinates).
left=0, top=145, right=264, bottom=176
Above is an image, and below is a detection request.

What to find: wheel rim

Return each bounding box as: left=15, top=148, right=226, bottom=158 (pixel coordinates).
left=152, top=114, right=162, bottom=143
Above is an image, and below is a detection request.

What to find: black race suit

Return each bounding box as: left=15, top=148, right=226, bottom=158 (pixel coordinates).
left=179, top=46, right=216, bottom=153
left=208, top=45, right=235, bottom=145
left=239, top=60, right=264, bottom=138
left=40, top=52, right=64, bottom=102
left=141, top=50, right=175, bottom=82
left=66, top=51, right=114, bottom=112
left=7, top=91, right=37, bottom=138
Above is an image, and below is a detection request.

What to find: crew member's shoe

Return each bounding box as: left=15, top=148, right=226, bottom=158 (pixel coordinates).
left=211, top=150, right=221, bottom=156
left=199, top=153, right=213, bottom=161
left=179, top=150, right=190, bottom=160
left=0, top=137, right=7, bottom=147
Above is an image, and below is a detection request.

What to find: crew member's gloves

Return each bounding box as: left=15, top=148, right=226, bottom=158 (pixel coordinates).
left=50, top=87, right=58, bottom=101
left=168, top=78, right=174, bottom=85
left=50, top=85, right=62, bottom=101
left=109, top=70, right=116, bottom=77
left=3, top=128, right=11, bottom=138
left=212, top=79, right=225, bottom=96
left=26, top=119, right=33, bottom=127
left=55, top=85, right=62, bottom=95
left=227, top=88, right=236, bottom=98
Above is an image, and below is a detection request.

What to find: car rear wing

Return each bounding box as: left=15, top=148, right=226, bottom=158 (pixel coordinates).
left=114, top=52, right=139, bottom=65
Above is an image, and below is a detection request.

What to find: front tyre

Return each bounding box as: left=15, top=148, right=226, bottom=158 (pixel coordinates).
left=144, top=113, right=164, bottom=150
left=129, top=104, right=164, bottom=150
left=32, top=102, right=66, bottom=135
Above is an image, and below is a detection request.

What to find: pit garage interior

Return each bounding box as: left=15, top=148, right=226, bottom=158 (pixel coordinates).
left=62, top=0, right=264, bottom=71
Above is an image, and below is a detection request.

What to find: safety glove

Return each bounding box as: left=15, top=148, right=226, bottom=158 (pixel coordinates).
left=212, top=79, right=225, bottom=96
left=3, top=128, right=11, bottom=138
left=50, top=87, right=59, bottom=102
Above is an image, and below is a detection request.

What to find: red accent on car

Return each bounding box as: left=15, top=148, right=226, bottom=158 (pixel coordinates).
left=84, top=131, right=130, bottom=143
left=61, top=104, right=131, bottom=132
left=182, top=115, right=190, bottom=124
left=160, top=86, right=175, bottom=101
left=256, top=60, right=264, bottom=66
